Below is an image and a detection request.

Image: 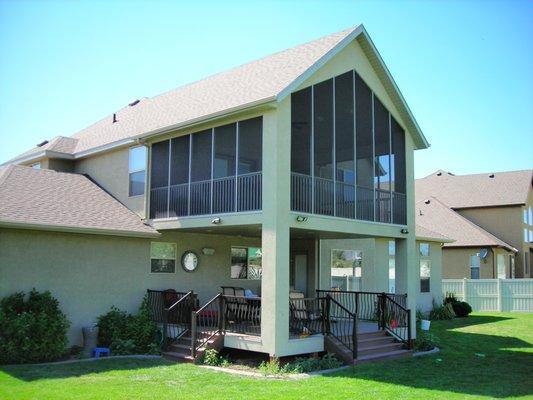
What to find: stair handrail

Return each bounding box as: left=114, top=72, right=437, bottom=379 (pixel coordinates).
left=162, top=291, right=195, bottom=350
left=380, top=293, right=412, bottom=348
left=191, top=293, right=223, bottom=358
left=326, top=294, right=358, bottom=359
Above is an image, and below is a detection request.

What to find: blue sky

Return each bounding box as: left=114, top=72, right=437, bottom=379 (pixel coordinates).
left=0, top=0, right=531, bottom=177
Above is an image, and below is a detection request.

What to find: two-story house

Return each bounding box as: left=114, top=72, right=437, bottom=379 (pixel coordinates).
left=0, top=26, right=444, bottom=363
left=416, top=169, right=533, bottom=279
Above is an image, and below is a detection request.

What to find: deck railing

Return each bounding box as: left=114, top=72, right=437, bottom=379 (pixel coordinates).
left=150, top=172, right=262, bottom=219
left=291, top=172, right=407, bottom=224
left=289, top=297, right=326, bottom=337
left=223, top=295, right=261, bottom=336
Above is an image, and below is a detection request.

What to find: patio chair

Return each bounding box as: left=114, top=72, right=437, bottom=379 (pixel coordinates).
left=289, top=292, right=323, bottom=335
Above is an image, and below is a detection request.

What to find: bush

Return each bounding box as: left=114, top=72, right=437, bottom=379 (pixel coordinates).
left=198, top=348, right=230, bottom=367
left=452, top=301, right=472, bottom=317
left=444, top=292, right=459, bottom=305
left=0, top=289, right=70, bottom=364
left=414, top=332, right=439, bottom=352
left=429, top=300, right=455, bottom=320
left=259, top=353, right=342, bottom=375
left=97, top=296, right=159, bottom=355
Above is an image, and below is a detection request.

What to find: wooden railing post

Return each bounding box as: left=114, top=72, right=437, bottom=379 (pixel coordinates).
left=379, top=293, right=386, bottom=330
left=191, top=311, right=197, bottom=358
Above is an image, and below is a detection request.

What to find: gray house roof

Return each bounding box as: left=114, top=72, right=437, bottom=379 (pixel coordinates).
left=415, top=197, right=516, bottom=252
left=0, top=165, right=159, bottom=237
left=416, top=169, right=533, bottom=209
left=6, top=25, right=428, bottom=165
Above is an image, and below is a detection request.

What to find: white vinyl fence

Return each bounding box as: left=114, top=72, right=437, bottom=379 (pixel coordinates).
left=442, top=279, right=533, bottom=312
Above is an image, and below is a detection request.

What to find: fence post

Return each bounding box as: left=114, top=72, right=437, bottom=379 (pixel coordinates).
left=497, top=278, right=503, bottom=312
left=463, top=278, right=468, bottom=303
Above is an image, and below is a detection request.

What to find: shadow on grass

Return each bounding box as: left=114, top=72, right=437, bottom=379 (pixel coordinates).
left=1, top=357, right=174, bottom=382
left=326, top=315, right=533, bottom=398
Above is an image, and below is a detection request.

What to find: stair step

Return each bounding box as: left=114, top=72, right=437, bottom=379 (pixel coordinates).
left=358, top=336, right=395, bottom=346
left=357, top=342, right=405, bottom=356
left=168, top=343, right=192, bottom=351
left=357, top=331, right=387, bottom=339
left=356, top=349, right=412, bottom=364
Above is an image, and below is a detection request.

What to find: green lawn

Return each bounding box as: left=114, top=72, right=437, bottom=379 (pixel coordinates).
left=1, top=313, right=532, bottom=400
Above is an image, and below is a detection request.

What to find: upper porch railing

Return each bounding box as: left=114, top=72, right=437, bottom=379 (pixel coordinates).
left=150, top=172, right=262, bottom=219
left=291, top=172, right=407, bottom=225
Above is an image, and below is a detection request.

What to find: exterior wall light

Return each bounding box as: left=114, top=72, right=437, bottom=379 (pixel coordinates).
left=401, top=228, right=409, bottom=234
left=211, top=217, right=221, bottom=225
left=296, top=215, right=308, bottom=223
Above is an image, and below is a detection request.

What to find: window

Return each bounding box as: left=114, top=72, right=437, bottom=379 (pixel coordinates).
left=374, top=96, right=391, bottom=223
left=497, top=254, right=506, bottom=279
left=470, top=254, right=481, bottom=279
left=231, top=247, right=262, bottom=280
left=510, top=255, right=515, bottom=278
left=30, top=162, right=41, bottom=169
left=331, top=249, right=362, bottom=291
left=388, top=241, right=395, bottom=293
left=150, top=242, right=176, bottom=273
left=419, top=243, right=430, bottom=292
left=129, top=146, right=147, bottom=196
left=525, top=254, right=530, bottom=276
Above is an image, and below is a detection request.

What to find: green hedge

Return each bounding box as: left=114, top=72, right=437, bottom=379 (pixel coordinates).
left=0, top=290, right=70, bottom=364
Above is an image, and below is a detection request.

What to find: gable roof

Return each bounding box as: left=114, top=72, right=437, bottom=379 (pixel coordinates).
left=415, top=197, right=516, bottom=252
left=415, top=223, right=453, bottom=243
left=0, top=165, right=159, bottom=238
left=5, top=25, right=428, bottom=165
left=416, top=169, right=533, bottom=209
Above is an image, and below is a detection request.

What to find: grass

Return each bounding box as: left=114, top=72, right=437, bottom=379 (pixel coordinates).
left=1, top=312, right=532, bottom=399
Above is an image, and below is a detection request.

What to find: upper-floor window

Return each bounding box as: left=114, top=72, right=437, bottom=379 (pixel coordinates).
left=30, top=162, right=41, bottom=169
left=524, top=206, right=532, bottom=225
left=290, top=70, right=406, bottom=224
left=419, top=243, right=430, bottom=292
left=129, top=146, right=147, bottom=196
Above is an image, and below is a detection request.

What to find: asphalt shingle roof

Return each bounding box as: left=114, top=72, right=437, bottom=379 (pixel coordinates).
left=416, top=169, right=533, bottom=209
left=0, top=165, right=158, bottom=237
left=415, top=197, right=516, bottom=251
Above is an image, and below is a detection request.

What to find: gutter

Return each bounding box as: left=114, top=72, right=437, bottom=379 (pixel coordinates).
left=0, top=220, right=161, bottom=239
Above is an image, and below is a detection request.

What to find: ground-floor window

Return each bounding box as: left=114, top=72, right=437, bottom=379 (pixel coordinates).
left=150, top=242, right=176, bottom=273
left=497, top=254, right=506, bottom=279
left=331, top=249, right=362, bottom=291
left=388, top=241, right=395, bottom=293
left=419, top=243, right=430, bottom=292
left=470, top=254, right=481, bottom=279
left=230, top=247, right=262, bottom=280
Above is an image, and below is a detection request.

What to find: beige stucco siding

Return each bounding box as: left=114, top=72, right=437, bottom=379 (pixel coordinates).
left=416, top=241, right=443, bottom=312
left=0, top=228, right=260, bottom=345
left=75, top=147, right=146, bottom=218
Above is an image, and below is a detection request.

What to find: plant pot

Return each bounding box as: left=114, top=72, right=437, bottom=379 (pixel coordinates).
left=420, top=319, right=431, bottom=331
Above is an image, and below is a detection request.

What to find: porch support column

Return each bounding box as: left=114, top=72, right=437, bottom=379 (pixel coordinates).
left=394, top=134, right=417, bottom=340
left=261, top=99, right=291, bottom=357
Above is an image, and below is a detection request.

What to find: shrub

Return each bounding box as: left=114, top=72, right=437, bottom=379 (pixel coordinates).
left=259, top=358, right=282, bottom=375
left=452, top=301, right=472, bottom=317
left=444, top=292, right=459, bottom=305
left=260, top=353, right=342, bottom=375
left=0, top=289, right=70, bottom=364
left=414, top=332, right=439, bottom=352
left=97, top=296, right=159, bottom=355
left=429, top=300, right=455, bottom=320
left=198, top=348, right=231, bottom=367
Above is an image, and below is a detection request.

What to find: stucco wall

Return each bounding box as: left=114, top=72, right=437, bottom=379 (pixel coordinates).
left=75, top=148, right=146, bottom=219
left=0, top=228, right=260, bottom=345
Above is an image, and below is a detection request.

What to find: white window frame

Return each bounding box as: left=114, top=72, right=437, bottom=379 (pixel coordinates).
left=470, top=254, right=481, bottom=279
left=30, top=162, right=41, bottom=169
left=129, top=145, right=147, bottom=197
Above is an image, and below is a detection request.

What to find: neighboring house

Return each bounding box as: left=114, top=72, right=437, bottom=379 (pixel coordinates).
left=416, top=169, right=533, bottom=279
left=0, top=25, right=445, bottom=362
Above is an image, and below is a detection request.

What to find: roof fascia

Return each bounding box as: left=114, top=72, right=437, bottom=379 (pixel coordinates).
left=0, top=220, right=161, bottom=238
